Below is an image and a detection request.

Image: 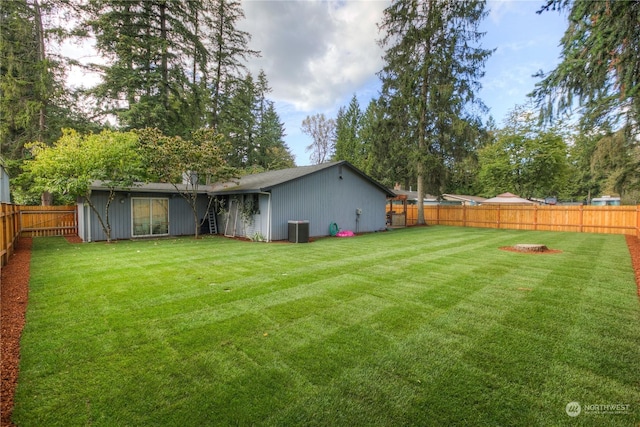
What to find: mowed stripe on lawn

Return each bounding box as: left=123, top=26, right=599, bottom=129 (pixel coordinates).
left=13, top=226, right=640, bottom=426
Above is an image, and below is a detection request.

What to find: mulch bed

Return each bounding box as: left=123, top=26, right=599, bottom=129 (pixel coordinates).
left=1, top=238, right=31, bottom=427
left=626, top=235, right=640, bottom=296
left=2, top=234, right=640, bottom=426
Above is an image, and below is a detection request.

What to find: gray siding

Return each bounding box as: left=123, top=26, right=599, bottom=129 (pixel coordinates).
left=216, top=194, right=270, bottom=240
left=0, top=162, right=10, bottom=203
left=81, top=191, right=209, bottom=241
left=270, top=165, right=387, bottom=240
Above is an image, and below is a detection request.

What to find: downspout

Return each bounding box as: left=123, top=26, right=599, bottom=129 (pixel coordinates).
left=258, top=191, right=271, bottom=242
left=86, top=199, right=92, bottom=242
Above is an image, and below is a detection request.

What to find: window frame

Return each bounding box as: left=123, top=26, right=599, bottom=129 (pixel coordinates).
left=131, top=197, right=170, bottom=237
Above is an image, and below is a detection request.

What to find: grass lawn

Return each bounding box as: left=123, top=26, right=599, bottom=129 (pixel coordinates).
left=13, top=226, right=640, bottom=426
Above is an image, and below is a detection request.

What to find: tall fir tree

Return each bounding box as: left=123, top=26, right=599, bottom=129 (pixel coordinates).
left=534, top=0, right=640, bottom=135
left=85, top=0, right=259, bottom=137
left=334, top=94, right=364, bottom=169
left=204, top=0, right=259, bottom=130
left=378, top=0, right=492, bottom=224
left=0, top=0, right=52, bottom=157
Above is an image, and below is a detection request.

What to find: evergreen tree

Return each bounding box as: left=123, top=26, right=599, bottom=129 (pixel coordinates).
left=86, top=0, right=203, bottom=136
left=333, top=94, right=363, bottom=168
left=255, top=101, right=295, bottom=170
left=0, top=0, right=52, bottom=157
left=218, top=73, right=256, bottom=168
left=204, top=0, right=259, bottom=129
left=84, top=0, right=259, bottom=137
left=378, top=0, right=492, bottom=224
left=534, top=0, right=640, bottom=134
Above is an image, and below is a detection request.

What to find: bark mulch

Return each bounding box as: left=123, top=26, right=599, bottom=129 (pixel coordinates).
left=1, top=238, right=31, bottom=427
left=2, top=234, right=640, bottom=426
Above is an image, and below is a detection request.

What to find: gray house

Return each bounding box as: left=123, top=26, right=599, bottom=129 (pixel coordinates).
left=77, top=182, right=210, bottom=242
left=77, top=162, right=394, bottom=242
left=209, top=161, right=395, bottom=241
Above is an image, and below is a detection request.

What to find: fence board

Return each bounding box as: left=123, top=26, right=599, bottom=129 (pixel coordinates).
left=391, top=204, right=640, bottom=237
left=19, top=205, right=77, bottom=237
left=1, top=203, right=19, bottom=268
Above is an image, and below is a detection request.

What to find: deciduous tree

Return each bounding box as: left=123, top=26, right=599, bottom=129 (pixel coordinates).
left=301, top=113, right=335, bottom=165
left=26, top=129, right=143, bottom=242
left=477, top=105, right=570, bottom=199
left=137, top=128, right=237, bottom=238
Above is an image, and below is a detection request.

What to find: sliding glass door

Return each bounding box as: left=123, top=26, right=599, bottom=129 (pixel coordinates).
left=132, top=198, right=169, bottom=237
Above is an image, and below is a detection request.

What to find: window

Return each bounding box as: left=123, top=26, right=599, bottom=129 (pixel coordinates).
left=132, top=198, right=169, bottom=237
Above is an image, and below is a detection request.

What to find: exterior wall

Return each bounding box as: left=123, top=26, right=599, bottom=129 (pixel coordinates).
left=0, top=162, right=10, bottom=203
left=269, top=165, right=387, bottom=240
left=79, top=190, right=209, bottom=241
left=216, top=194, right=270, bottom=240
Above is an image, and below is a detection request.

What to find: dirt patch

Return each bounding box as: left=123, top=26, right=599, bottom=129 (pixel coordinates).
left=626, top=235, right=640, bottom=296
left=64, top=234, right=83, bottom=244
left=1, top=238, right=31, bottom=427
left=499, top=245, right=563, bottom=254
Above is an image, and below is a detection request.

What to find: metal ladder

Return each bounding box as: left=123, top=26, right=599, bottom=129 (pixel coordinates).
left=208, top=205, right=218, bottom=234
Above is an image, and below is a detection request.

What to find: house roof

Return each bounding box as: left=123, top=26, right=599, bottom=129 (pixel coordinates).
left=391, top=189, right=438, bottom=201
left=209, top=161, right=396, bottom=197
left=442, top=194, right=487, bottom=203
left=90, top=181, right=209, bottom=194
left=482, top=192, right=535, bottom=204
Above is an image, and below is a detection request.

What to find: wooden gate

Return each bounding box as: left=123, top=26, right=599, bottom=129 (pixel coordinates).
left=19, top=206, right=77, bottom=237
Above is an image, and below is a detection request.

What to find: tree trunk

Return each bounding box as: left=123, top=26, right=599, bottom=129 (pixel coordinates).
left=159, top=0, right=169, bottom=110
left=33, top=0, right=46, bottom=142
left=40, top=191, right=52, bottom=206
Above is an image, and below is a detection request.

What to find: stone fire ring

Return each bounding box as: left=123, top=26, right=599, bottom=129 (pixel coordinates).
left=513, top=244, right=548, bottom=252
left=499, top=243, right=562, bottom=254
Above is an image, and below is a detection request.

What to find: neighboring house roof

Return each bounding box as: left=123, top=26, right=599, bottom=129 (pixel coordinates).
left=391, top=189, right=438, bottom=201
left=442, top=194, right=487, bottom=204
left=90, top=181, right=209, bottom=194
left=482, top=192, right=535, bottom=204
left=209, top=161, right=396, bottom=197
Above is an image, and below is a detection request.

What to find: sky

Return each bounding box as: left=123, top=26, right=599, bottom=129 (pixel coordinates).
left=236, top=0, right=570, bottom=165
left=62, top=0, right=570, bottom=167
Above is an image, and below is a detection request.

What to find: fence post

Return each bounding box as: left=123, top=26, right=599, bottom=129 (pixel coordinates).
left=579, top=205, right=584, bottom=234
left=497, top=205, right=501, bottom=229
left=463, top=204, right=467, bottom=227
left=637, top=205, right=639, bottom=239
left=1, top=204, right=5, bottom=267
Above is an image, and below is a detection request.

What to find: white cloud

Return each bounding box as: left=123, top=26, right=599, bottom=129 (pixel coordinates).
left=240, top=0, right=387, bottom=111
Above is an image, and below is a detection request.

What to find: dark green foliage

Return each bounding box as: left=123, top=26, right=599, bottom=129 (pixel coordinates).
left=477, top=104, right=571, bottom=198
left=334, top=94, right=367, bottom=170
left=0, top=0, right=51, bottom=157
left=219, top=72, right=294, bottom=170
left=378, top=0, right=492, bottom=223
left=534, top=0, right=640, bottom=134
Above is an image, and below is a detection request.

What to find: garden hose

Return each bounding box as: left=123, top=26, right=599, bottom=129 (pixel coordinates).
left=329, top=222, right=339, bottom=236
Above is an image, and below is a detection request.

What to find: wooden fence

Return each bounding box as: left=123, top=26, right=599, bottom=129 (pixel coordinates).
left=18, top=205, right=77, bottom=237
left=1, top=204, right=77, bottom=268
left=1, top=203, right=20, bottom=268
left=390, top=204, right=640, bottom=238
